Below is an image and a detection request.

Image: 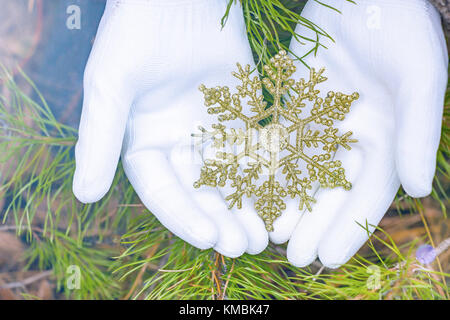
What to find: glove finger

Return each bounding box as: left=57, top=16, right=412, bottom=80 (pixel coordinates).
left=229, top=192, right=269, bottom=255
left=269, top=200, right=307, bottom=245
left=213, top=144, right=269, bottom=255
left=73, top=77, right=133, bottom=203
left=269, top=153, right=319, bottom=245
left=123, top=148, right=218, bottom=250
left=394, top=41, right=448, bottom=197
left=169, top=143, right=248, bottom=258
left=73, top=8, right=134, bottom=203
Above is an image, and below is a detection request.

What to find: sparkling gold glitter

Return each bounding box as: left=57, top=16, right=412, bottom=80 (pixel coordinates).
left=193, top=50, right=359, bottom=231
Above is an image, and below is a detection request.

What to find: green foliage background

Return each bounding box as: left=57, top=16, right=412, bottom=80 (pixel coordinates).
left=0, top=0, right=448, bottom=299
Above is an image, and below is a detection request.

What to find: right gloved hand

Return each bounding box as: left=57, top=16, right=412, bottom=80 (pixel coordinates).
left=73, top=0, right=269, bottom=257
left=269, top=0, right=448, bottom=268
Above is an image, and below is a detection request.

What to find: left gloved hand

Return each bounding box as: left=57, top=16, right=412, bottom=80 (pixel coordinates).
left=73, top=0, right=268, bottom=258
left=269, top=0, right=448, bottom=268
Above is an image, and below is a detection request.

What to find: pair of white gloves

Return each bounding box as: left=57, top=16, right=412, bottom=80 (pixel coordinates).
left=73, top=0, right=448, bottom=268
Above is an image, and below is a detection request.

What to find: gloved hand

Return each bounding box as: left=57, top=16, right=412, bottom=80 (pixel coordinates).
left=73, top=0, right=268, bottom=257
left=269, top=0, right=448, bottom=268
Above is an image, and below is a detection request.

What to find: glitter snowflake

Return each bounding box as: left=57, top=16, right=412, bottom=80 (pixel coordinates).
left=193, top=50, right=359, bottom=231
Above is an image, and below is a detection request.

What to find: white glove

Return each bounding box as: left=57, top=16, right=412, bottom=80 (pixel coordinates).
left=269, top=0, right=448, bottom=268
left=73, top=0, right=269, bottom=257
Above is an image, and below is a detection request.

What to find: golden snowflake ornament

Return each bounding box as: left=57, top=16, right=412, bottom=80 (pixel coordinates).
left=193, top=50, right=359, bottom=231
